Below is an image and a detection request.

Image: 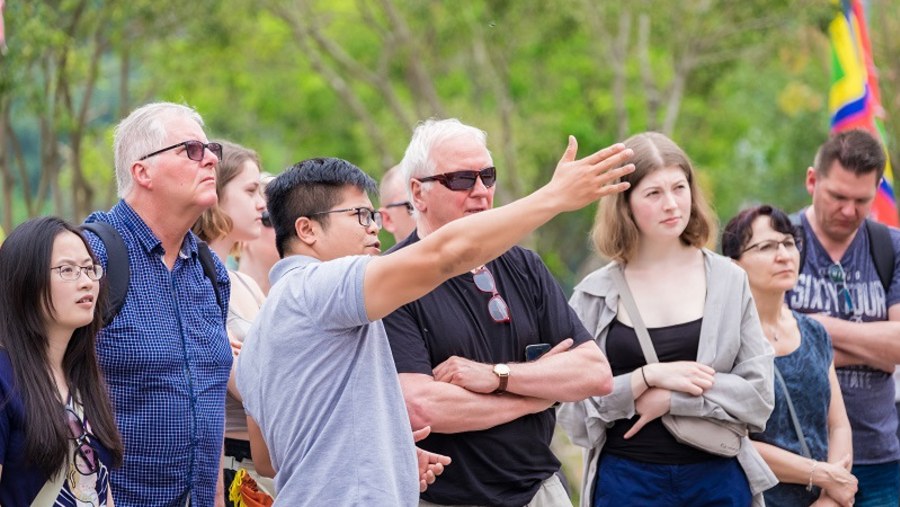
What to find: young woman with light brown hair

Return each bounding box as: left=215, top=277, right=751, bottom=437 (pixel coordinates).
left=559, top=132, right=776, bottom=507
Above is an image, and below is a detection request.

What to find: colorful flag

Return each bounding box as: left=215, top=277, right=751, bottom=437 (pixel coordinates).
left=828, top=0, right=898, bottom=226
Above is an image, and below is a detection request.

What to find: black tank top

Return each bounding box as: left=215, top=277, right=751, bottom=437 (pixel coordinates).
left=603, top=317, right=718, bottom=464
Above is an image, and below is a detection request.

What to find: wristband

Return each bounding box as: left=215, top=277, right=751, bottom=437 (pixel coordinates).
left=806, top=460, right=818, bottom=492
left=640, top=366, right=651, bottom=389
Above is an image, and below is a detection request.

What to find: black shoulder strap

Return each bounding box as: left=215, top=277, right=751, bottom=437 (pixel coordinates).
left=81, top=222, right=130, bottom=325
left=197, top=241, right=224, bottom=310
left=789, top=211, right=807, bottom=274
left=865, top=219, right=894, bottom=291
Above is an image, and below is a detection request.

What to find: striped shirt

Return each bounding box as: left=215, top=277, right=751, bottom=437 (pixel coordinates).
left=84, top=200, right=232, bottom=507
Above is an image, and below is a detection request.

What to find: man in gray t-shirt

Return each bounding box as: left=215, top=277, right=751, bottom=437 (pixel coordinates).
left=236, top=147, right=632, bottom=505
left=786, top=129, right=900, bottom=507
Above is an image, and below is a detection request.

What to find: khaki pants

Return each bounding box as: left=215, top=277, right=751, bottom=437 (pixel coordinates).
left=419, top=473, right=571, bottom=507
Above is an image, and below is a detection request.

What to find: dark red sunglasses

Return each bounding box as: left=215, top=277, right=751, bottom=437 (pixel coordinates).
left=417, top=167, right=497, bottom=191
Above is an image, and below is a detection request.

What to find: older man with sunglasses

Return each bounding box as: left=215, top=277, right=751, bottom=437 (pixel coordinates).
left=786, top=129, right=900, bottom=507
left=83, top=102, right=232, bottom=507
left=381, top=119, right=614, bottom=507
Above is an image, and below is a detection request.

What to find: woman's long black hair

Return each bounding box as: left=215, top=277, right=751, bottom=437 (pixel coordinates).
left=0, top=217, right=123, bottom=476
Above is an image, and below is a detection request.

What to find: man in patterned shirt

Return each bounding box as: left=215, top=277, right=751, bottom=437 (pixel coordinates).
left=84, top=102, right=232, bottom=506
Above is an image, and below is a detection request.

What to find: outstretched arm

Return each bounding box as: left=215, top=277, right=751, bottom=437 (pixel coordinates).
left=363, top=138, right=634, bottom=320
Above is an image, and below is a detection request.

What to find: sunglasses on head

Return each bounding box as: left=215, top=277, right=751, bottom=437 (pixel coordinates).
left=417, top=167, right=497, bottom=191
left=139, top=140, right=223, bottom=162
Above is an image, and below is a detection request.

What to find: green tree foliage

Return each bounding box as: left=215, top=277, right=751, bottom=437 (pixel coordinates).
left=1, top=0, right=896, bottom=287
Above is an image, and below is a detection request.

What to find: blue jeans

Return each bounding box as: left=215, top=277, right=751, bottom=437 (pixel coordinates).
left=852, top=461, right=900, bottom=507
left=593, top=453, right=751, bottom=507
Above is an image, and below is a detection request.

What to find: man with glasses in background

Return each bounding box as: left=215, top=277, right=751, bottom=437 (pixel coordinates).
left=379, top=164, right=418, bottom=244
left=787, top=129, right=900, bottom=507
left=382, top=119, right=614, bottom=507
left=83, top=102, right=232, bottom=506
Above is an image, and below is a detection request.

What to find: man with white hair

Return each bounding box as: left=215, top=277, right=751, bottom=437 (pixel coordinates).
left=383, top=119, right=614, bottom=506
left=84, top=102, right=232, bottom=506
left=379, top=164, right=417, bottom=243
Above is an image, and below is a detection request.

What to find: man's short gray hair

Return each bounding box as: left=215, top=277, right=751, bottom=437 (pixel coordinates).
left=399, top=119, right=488, bottom=190
left=113, top=102, right=204, bottom=198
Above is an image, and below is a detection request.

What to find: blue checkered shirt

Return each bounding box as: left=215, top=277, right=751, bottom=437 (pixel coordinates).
left=84, top=201, right=232, bottom=507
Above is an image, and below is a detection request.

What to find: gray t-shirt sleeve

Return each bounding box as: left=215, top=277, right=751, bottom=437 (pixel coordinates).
left=887, top=228, right=900, bottom=309
left=299, top=255, right=372, bottom=330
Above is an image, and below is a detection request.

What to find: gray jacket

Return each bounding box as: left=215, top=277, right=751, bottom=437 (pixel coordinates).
left=557, top=250, right=777, bottom=507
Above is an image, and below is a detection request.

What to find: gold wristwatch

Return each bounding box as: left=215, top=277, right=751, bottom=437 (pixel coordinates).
left=492, top=363, right=510, bottom=394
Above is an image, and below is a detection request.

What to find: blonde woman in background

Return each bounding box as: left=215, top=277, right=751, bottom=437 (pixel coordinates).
left=192, top=141, right=274, bottom=501
left=558, top=132, right=775, bottom=507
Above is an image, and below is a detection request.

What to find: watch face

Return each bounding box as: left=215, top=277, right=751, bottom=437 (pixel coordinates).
left=494, top=363, right=510, bottom=376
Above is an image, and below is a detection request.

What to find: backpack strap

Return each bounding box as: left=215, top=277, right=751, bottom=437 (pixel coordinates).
left=197, top=241, right=224, bottom=311
left=792, top=212, right=895, bottom=292
left=82, top=222, right=224, bottom=322
left=865, top=219, right=894, bottom=292
left=81, top=222, right=130, bottom=325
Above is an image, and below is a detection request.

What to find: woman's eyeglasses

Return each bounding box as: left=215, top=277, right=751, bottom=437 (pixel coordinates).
left=473, top=266, right=511, bottom=323
left=139, top=140, right=223, bottom=162
left=66, top=408, right=99, bottom=475
left=826, top=262, right=856, bottom=315
left=741, top=237, right=801, bottom=256
left=417, top=167, right=497, bottom=191
left=52, top=264, right=104, bottom=282
left=261, top=211, right=273, bottom=228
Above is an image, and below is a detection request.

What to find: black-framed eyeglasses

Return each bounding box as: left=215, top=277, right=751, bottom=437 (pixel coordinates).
left=417, top=167, right=497, bottom=191
left=741, top=237, right=801, bottom=256
left=384, top=201, right=413, bottom=214
left=309, top=207, right=383, bottom=228
left=826, top=262, right=856, bottom=315
left=473, top=266, right=511, bottom=323
left=52, top=264, right=104, bottom=282
left=139, top=140, right=223, bottom=162
left=261, top=211, right=273, bottom=228
left=66, top=407, right=99, bottom=475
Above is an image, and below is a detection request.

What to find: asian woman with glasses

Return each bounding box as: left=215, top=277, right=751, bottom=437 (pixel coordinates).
left=723, top=205, right=857, bottom=507
left=558, top=132, right=775, bottom=507
left=0, top=217, right=122, bottom=505
left=192, top=141, right=276, bottom=502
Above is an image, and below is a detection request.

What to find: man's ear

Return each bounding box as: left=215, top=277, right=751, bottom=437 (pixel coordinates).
left=132, top=161, right=153, bottom=190
left=294, top=216, right=317, bottom=246
left=805, top=167, right=816, bottom=197
left=379, top=208, right=397, bottom=234
left=410, top=179, right=427, bottom=213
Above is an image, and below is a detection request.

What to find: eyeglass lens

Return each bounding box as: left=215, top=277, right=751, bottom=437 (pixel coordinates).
left=261, top=211, right=273, bottom=228
left=425, top=167, right=497, bottom=191
left=473, top=267, right=511, bottom=323
left=356, top=208, right=383, bottom=228
left=185, top=141, right=223, bottom=161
